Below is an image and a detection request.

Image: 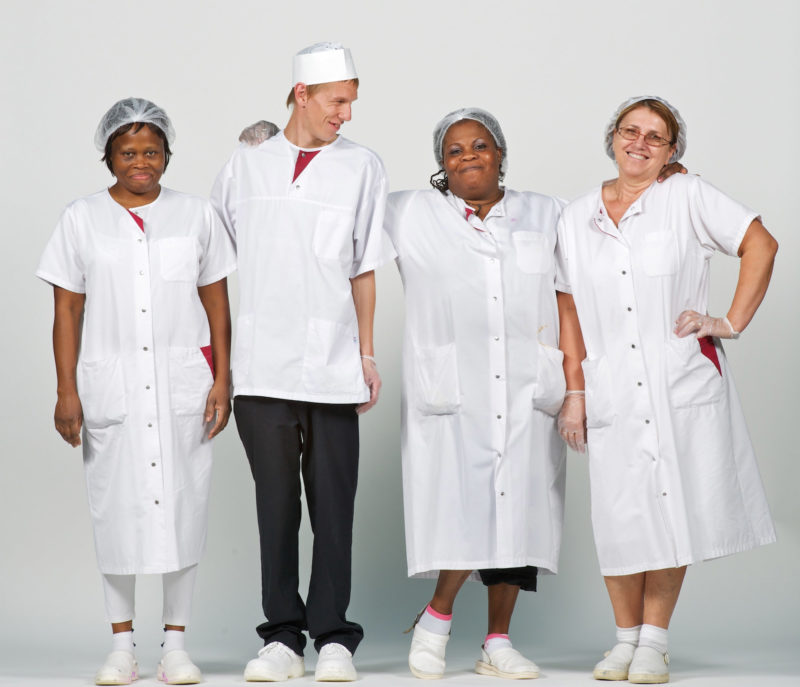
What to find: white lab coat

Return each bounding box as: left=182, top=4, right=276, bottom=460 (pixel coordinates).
left=211, top=133, right=395, bottom=403
left=37, top=188, right=236, bottom=574
left=555, top=174, right=776, bottom=576
left=386, top=189, right=567, bottom=578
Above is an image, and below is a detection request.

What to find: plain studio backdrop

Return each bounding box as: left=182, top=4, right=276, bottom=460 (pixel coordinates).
left=1, top=0, right=797, bottom=683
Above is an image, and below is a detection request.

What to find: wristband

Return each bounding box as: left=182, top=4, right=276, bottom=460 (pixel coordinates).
left=361, top=355, right=376, bottom=364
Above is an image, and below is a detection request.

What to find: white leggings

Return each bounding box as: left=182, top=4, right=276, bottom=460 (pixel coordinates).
left=101, top=564, right=198, bottom=626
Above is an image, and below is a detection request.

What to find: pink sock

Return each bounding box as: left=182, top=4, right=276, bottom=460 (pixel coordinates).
left=417, top=604, right=452, bottom=635
left=484, top=633, right=512, bottom=654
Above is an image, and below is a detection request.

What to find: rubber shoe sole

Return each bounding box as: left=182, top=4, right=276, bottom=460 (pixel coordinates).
left=475, top=659, right=539, bottom=679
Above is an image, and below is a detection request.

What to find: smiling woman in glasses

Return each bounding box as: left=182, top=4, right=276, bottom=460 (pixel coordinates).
left=555, top=96, right=778, bottom=684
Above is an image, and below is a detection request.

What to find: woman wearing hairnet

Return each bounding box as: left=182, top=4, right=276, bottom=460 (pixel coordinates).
left=556, top=96, right=777, bottom=684
left=383, top=108, right=568, bottom=680
left=37, top=98, right=236, bottom=685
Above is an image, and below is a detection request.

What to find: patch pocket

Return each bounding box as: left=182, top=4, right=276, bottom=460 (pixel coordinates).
left=641, top=231, right=679, bottom=276
left=665, top=336, right=725, bottom=408
left=77, top=356, right=127, bottom=429
left=532, top=343, right=566, bottom=416
left=169, top=347, right=214, bottom=416
left=512, top=231, right=552, bottom=274
left=414, top=343, right=461, bottom=415
left=302, top=318, right=362, bottom=393
left=158, top=237, right=200, bottom=282
left=312, top=207, right=355, bottom=268
left=581, top=356, right=616, bottom=428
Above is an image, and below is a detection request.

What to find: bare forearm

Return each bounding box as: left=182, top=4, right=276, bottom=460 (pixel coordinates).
left=727, top=220, right=778, bottom=333
left=351, top=271, right=376, bottom=357
left=53, top=287, right=85, bottom=394
left=557, top=291, right=586, bottom=390
left=198, top=279, right=232, bottom=384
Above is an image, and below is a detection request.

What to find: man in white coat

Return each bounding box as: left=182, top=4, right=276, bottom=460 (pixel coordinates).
left=211, top=42, right=394, bottom=683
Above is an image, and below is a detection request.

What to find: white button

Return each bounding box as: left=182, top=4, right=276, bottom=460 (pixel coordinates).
left=494, top=336, right=500, bottom=341
left=496, top=414, right=502, bottom=419
left=141, top=308, right=147, bottom=313
left=139, top=270, right=144, bottom=275
left=143, top=346, right=148, bottom=351
left=145, top=385, right=151, bottom=390
left=662, top=491, right=667, bottom=496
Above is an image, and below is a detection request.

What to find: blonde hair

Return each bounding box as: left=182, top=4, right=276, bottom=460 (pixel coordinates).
left=286, top=78, right=359, bottom=108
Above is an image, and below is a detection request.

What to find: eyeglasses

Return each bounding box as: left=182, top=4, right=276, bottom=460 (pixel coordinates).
left=616, top=126, right=673, bottom=147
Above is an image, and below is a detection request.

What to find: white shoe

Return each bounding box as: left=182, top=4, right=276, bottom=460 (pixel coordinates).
left=592, top=642, right=636, bottom=681
left=627, top=646, right=669, bottom=684
left=244, top=642, right=305, bottom=682
left=475, top=646, right=540, bottom=679
left=314, top=643, right=357, bottom=682
left=157, top=650, right=202, bottom=684
left=95, top=651, right=138, bottom=685
left=408, top=624, right=449, bottom=679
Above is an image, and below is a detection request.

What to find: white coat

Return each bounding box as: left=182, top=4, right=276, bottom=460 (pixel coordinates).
left=37, top=188, right=236, bottom=574
left=386, top=189, right=567, bottom=578
left=555, top=174, right=776, bottom=576
left=211, top=134, right=395, bottom=403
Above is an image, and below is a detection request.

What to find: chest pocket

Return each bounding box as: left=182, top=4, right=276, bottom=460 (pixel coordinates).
left=158, top=237, right=200, bottom=282
left=512, top=231, right=552, bottom=274
left=641, top=230, right=679, bottom=276
left=313, top=207, right=355, bottom=269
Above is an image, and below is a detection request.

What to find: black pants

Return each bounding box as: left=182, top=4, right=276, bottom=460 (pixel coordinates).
left=234, top=396, right=364, bottom=655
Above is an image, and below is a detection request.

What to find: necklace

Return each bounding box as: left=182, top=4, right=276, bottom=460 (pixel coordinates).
left=466, top=188, right=504, bottom=218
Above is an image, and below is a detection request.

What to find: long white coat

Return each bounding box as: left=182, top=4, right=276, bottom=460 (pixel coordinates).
left=555, top=174, right=776, bottom=576
left=386, top=189, right=567, bottom=578
left=211, top=134, right=395, bottom=404
left=37, top=188, right=236, bottom=574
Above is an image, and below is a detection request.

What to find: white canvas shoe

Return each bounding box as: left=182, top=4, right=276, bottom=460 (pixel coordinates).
left=475, top=646, right=540, bottom=679
left=592, top=642, right=636, bottom=680
left=627, top=646, right=669, bottom=684
left=157, top=650, right=202, bottom=684
left=408, top=624, right=449, bottom=679
left=244, top=642, right=305, bottom=682
left=314, top=643, right=357, bottom=682
left=95, top=651, right=138, bottom=685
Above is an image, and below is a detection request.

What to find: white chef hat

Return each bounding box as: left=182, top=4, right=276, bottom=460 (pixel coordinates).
left=433, top=107, right=508, bottom=177
left=292, top=42, right=358, bottom=86
left=94, top=97, right=175, bottom=152
left=604, top=95, right=687, bottom=163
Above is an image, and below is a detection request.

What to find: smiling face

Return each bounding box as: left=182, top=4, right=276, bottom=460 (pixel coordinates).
left=294, top=80, right=358, bottom=147
left=107, top=125, right=166, bottom=204
left=612, top=106, right=676, bottom=182
left=442, top=119, right=503, bottom=201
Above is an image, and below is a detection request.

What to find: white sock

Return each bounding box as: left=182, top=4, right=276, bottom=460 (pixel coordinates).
left=616, top=624, right=642, bottom=646
left=638, top=624, right=668, bottom=654
left=417, top=605, right=452, bottom=635
left=162, top=629, right=185, bottom=655
left=111, top=630, right=134, bottom=654
left=484, top=634, right=512, bottom=655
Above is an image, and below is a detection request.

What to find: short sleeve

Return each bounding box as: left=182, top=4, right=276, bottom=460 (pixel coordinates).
left=384, top=191, right=416, bottom=261
left=35, top=202, right=86, bottom=293
left=554, top=213, right=572, bottom=294
left=197, top=201, right=238, bottom=286
left=350, top=155, right=396, bottom=277
left=688, top=176, right=759, bottom=257
left=210, top=148, right=240, bottom=247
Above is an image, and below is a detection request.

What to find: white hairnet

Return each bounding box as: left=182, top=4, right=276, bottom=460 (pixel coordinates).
left=604, top=95, right=686, bottom=163
left=433, top=107, right=508, bottom=176
left=94, top=97, right=176, bottom=152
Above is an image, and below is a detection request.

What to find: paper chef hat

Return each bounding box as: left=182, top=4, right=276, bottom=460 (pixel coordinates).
left=292, top=42, right=358, bottom=86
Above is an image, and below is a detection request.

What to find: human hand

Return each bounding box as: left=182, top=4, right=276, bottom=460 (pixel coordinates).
left=54, top=390, right=83, bottom=447
left=674, top=310, right=738, bottom=339
left=239, top=120, right=280, bottom=146
left=204, top=379, right=231, bottom=439
left=357, top=358, right=381, bottom=414
left=657, top=161, right=688, bottom=182
left=558, top=391, right=586, bottom=453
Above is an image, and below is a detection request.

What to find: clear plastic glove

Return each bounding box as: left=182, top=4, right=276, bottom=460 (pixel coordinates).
left=239, top=120, right=280, bottom=146
left=558, top=391, right=587, bottom=453
left=674, top=310, right=738, bottom=339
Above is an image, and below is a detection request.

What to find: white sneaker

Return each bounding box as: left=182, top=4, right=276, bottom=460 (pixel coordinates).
left=408, top=624, right=449, bottom=679
left=475, top=646, right=540, bottom=679
left=95, top=651, right=138, bottom=685
left=592, top=642, right=636, bottom=681
left=244, top=642, right=305, bottom=682
left=627, top=646, right=669, bottom=684
left=157, top=650, right=202, bottom=684
left=314, top=643, right=357, bottom=682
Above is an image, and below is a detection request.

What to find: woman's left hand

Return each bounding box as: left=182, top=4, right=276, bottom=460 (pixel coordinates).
left=657, top=161, right=688, bottom=182
left=204, top=380, right=232, bottom=439
left=674, top=310, right=737, bottom=339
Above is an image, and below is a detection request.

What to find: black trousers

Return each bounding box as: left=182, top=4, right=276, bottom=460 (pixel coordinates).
left=234, top=396, right=364, bottom=655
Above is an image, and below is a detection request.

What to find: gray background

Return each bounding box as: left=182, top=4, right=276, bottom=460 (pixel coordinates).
left=1, top=0, right=797, bottom=679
